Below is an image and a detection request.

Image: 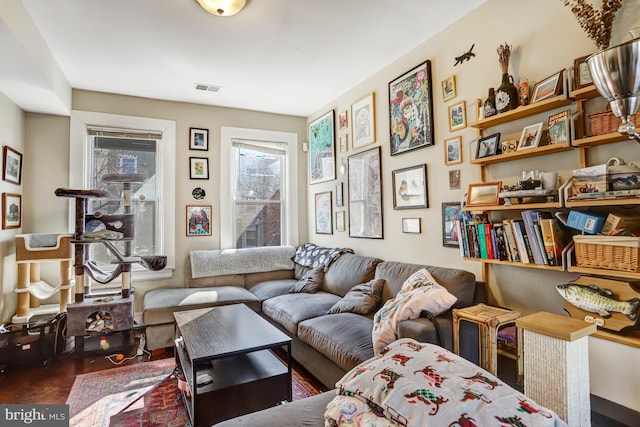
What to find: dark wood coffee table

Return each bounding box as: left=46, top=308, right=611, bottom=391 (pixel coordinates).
left=173, top=304, right=292, bottom=427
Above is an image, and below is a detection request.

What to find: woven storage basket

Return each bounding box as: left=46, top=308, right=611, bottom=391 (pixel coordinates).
left=588, top=109, right=640, bottom=136
left=573, top=235, right=640, bottom=272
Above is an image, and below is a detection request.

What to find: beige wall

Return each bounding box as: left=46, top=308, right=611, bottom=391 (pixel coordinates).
left=0, top=92, right=24, bottom=322
left=306, top=0, right=640, bottom=411
left=20, top=90, right=307, bottom=315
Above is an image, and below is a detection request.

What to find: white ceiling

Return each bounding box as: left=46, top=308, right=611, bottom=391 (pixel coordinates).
left=5, top=0, right=486, bottom=117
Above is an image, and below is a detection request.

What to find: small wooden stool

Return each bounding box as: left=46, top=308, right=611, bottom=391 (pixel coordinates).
left=452, top=303, right=523, bottom=380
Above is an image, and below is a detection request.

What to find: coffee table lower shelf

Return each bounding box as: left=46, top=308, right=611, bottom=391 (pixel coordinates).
left=175, top=342, right=290, bottom=426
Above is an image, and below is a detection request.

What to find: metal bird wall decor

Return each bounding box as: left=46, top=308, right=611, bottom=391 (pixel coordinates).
left=454, top=44, right=476, bottom=66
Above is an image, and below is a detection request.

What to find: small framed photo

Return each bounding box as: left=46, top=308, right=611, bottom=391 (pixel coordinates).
left=3, top=146, right=22, bottom=185
left=517, top=122, right=544, bottom=150
left=189, top=127, right=209, bottom=151
left=402, top=218, right=421, bottom=234
left=189, top=157, right=209, bottom=179
left=466, top=181, right=502, bottom=208
left=573, top=55, right=593, bottom=90
left=339, top=134, right=349, bottom=153
left=531, top=70, right=564, bottom=103
left=449, top=169, right=461, bottom=190
left=392, top=164, right=428, bottom=209
left=339, top=110, right=349, bottom=131
left=444, top=136, right=462, bottom=165
left=442, top=202, right=462, bottom=247
left=186, top=205, right=212, bottom=236
left=336, top=182, right=344, bottom=207
left=351, top=93, right=376, bottom=149
left=315, top=191, right=333, bottom=234
left=476, top=132, right=501, bottom=159
left=335, top=211, right=345, bottom=232
left=448, top=100, right=467, bottom=132
left=441, top=75, right=457, bottom=101
left=2, top=193, right=21, bottom=229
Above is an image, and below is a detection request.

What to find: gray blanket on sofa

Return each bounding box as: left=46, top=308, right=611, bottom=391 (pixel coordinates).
left=190, top=245, right=296, bottom=278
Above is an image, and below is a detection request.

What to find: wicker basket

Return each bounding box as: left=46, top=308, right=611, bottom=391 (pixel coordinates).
left=588, top=109, right=640, bottom=136
left=573, top=235, right=640, bottom=272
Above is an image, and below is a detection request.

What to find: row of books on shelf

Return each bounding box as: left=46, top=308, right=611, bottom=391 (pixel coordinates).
left=458, top=210, right=572, bottom=266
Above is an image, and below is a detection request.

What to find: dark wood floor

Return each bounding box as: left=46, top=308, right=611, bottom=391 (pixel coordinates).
left=0, top=336, right=328, bottom=405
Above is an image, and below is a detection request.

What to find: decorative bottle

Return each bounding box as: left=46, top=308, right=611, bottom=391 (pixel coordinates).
left=495, top=73, right=519, bottom=113
left=484, top=88, right=497, bottom=118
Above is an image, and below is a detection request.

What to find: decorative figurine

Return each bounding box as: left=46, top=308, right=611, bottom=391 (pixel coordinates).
left=454, top=44, right=476, bottom=66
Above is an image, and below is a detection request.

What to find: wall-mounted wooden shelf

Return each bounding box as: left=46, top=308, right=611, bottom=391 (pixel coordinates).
left=572, top=131, right=629, bottom=147
left=470, top=95, right=572, bottom=129
left=569, top=84, right=599, bottom=101
left=565, top=198, right=640, bottom=208
left=463, top=201, right=560, bottom=212
left=471, top=142, right=573, bottom=165
left=464, top=257, right=564, bottom=271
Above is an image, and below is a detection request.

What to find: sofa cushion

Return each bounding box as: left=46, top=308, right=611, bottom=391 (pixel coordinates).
left=290, top=267, right=323, bottom=293
left=298, top=313, right=375, bottom=372
left=327, top=278, right=385, bottom=315
left=262, top=292, right=341, bottom=335
left=374, top=261, right=476, bottom=307
left=248, top=279, right=297, bottom=302
left=323, top=253, right=382, bottom=297
left=142, top=287, right=260, bottom=325
left=245, top=269, right=295, bottom=287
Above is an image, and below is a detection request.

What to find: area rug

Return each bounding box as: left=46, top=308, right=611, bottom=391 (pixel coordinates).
left=66, top=357, right=323, bottom=427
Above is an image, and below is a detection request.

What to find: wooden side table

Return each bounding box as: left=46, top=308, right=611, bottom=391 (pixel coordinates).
left=452, top=303, right=522, bottom=380
left=516, top=312, right=596, bottom=426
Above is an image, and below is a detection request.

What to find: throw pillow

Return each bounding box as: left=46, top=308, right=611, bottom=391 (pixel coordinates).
left=289, top=267, right=323, bottom=293
left=326, top=278, right=385, bottom=315
left=372, top=268, right=457, bottom=355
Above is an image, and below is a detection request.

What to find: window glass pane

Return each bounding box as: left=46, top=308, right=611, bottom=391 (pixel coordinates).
left=88, top=136, right=158, bottom=264
left=233, top=144, right=284, bottom=248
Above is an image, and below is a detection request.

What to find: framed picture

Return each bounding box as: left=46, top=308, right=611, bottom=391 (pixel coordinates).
left=449, top=169, right=461, bottom=190
left=573, top=55, right=593, bottom=90
left=466, top=181, right=502, bottom=208
left=339, top=110, right=349, bottom=131
left=448, top=100, right=467, bottom=132
left=351, top=93, right=376, bottom=149
left=517, top=122, right=544, bottom=150
left=531, top=70, right=564, bottom=103
left=388, top=60, right=434, bottom=156
left=402, top=218, right=421, bottom=234
left=2, top=193, right=21, bottom=229
left=348, top=147, right=383, bottom=239
left=308, top=110, right=336, bottom=184
left=189, top=127, right=208, bottom=151
left=189, top=157, right=209, bottom=179
left=339, top=134, right=349, bottom=153
left=186, top=205, right=212, bottom=236
left=3, top=146, right=22, bottom=185
left=444, top=136, right=462, bottom=165
left=442, top=202, right=462, bottom=247
left=547, top=110, right=570, bottom=145
left=476, top=132, right=501, bottom=159
left=335, top=211, right=345, bottom=232
left=336, top=182, right=344, bottom=207
left=315, top=191, right=333, bottom=234
left=441, top=75, right=457, bottom=101
left=392, top=164, right=428, bottom=209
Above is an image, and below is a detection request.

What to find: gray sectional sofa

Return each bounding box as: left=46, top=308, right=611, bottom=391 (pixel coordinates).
left=142, top=244, right=484, bottom=390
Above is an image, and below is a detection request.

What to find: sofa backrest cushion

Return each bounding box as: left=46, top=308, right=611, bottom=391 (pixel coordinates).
left=186, top=257, right=245, bottom=288
left=323, top=253, right=382, bottom=297
left=375, top=261, right=476, bottom=308
left=245, top=270, right=295, bottom=288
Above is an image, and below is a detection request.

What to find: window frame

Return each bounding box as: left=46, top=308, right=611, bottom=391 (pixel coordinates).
left=220, top=127, right=298, bottom=249
left=70, top=111, right=175, bottom=284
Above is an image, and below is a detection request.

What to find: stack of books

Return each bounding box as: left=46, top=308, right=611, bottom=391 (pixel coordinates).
left=458, top=210, right=571, bottom=266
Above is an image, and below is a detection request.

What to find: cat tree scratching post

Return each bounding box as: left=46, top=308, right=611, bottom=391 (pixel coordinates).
left=13, top=233, right=73, bottom=323
left=516, top=312, right=596, bottom=426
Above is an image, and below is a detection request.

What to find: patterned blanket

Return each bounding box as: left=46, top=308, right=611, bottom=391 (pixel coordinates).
left=292, top=243, right=354, bottom=271
left=325, top=338, right=567, bottom=427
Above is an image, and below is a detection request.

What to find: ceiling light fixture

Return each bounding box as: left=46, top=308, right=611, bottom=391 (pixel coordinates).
left=196, top=0, right=247, bottom=17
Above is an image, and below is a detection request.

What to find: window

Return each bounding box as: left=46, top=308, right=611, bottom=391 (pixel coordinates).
left=232, top=140, right=285, bottom=247
left=220, top=127, right=298, bottom=249
left=70, top=111, right=175, bottom=284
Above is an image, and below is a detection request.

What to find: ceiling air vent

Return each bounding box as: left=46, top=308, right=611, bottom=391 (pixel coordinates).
left=194, top=83, right=221, bottom=92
